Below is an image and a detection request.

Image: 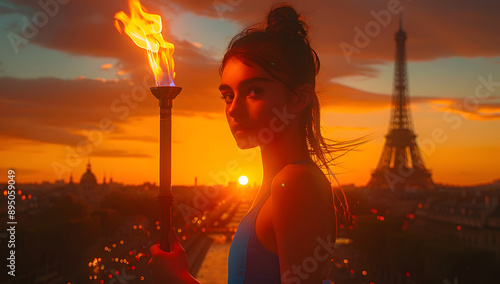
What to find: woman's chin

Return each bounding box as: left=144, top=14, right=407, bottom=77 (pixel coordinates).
left=236, top=142, right=258, bottom=150
left=233, top=134, right=260, bottom=149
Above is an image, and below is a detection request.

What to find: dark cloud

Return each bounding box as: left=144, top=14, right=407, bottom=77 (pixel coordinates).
left=0, top=1, right=32, bottom=15
left=0, top=76, right=149, bottom=145
left=0, top=75, right=222, bottom=145
left=4, top=0, right=133, bottom=57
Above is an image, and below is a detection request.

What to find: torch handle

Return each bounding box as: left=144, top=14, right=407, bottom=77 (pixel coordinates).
left=159, top=100, right=173, bottom=252
left=158, top=193, right=173, bottom=252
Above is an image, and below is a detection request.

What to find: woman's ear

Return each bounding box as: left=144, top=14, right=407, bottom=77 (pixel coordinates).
left=290, top=84, right=314, bottom=113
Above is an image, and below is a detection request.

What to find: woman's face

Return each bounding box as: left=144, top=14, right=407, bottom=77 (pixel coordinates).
left=219, top=57, right=294, bottom=149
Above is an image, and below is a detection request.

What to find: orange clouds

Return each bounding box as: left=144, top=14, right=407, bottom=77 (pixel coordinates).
left=101, top=63, right=113, bottom=70
left=432, top=100, right=500, bottom=121
left=0, top=76, right=152, bottom=144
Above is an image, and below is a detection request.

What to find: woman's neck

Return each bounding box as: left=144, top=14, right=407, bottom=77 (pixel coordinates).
left=260, top=127, right=309, bottom=184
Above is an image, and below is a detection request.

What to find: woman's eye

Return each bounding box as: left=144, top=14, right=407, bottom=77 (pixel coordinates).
left=249, top=88, right=262, bottom=97
left=220, top=93, right=234, bottom=104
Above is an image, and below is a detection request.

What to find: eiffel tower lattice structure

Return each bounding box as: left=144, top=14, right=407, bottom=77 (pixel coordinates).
left=367, top=18, right=434, bottom=191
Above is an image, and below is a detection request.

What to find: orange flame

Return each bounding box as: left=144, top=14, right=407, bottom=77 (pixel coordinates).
left=114, top=0, right=175, bottom=86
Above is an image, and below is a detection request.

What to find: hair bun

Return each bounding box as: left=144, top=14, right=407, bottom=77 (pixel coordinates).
left=266, top=4, right=306, bottom=36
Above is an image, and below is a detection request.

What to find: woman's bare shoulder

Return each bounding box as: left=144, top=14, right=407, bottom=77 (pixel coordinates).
left=270, top=162, right=336, bottom=239
left=271, top=162, right=332, bottom=204
left=272, top=162, right=330, bottom=190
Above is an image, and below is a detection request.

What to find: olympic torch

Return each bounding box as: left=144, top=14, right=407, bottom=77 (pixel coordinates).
left=115, top=0, right=179, bottom=252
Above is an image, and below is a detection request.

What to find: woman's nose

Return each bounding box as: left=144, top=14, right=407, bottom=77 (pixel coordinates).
left=227, top=95, right=246, bottom=118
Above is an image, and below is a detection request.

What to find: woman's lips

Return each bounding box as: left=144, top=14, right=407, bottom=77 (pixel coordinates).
left=232, top=124, right=252, bottom=132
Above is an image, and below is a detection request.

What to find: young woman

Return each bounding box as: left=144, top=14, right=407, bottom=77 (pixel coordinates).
left=149, top=3, right=364, bottom=283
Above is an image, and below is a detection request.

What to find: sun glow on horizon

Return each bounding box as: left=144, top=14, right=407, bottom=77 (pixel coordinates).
left=238, top=175, right=249, bottom=186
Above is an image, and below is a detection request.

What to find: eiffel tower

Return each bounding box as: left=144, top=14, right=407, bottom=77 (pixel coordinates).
left=367, top=17, right=434, bottom=191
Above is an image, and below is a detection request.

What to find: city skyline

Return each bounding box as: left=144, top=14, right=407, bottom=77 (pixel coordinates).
left=1, top=0, right=499, bottom=187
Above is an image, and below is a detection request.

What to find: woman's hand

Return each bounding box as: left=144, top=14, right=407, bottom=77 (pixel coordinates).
left=148, top=227, right=199, bottom=284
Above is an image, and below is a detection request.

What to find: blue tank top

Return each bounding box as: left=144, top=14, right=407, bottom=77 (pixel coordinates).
left=227, top=158, right=312, bottom=284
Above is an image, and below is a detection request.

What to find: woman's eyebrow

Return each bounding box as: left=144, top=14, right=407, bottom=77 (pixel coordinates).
left=219, top=77, right=273, bottom=91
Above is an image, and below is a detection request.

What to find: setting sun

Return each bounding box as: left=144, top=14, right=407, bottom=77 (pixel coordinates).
left=238, top=175, right=249, bottom=186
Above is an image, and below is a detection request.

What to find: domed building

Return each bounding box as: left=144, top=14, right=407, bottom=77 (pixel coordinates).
left=80, top=160, right=97, bottom=191
left=75, top=159, right=107, bottom=209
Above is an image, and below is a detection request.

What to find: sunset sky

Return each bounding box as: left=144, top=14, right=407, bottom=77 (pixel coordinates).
left=1, top=0, right=499, bottom=187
